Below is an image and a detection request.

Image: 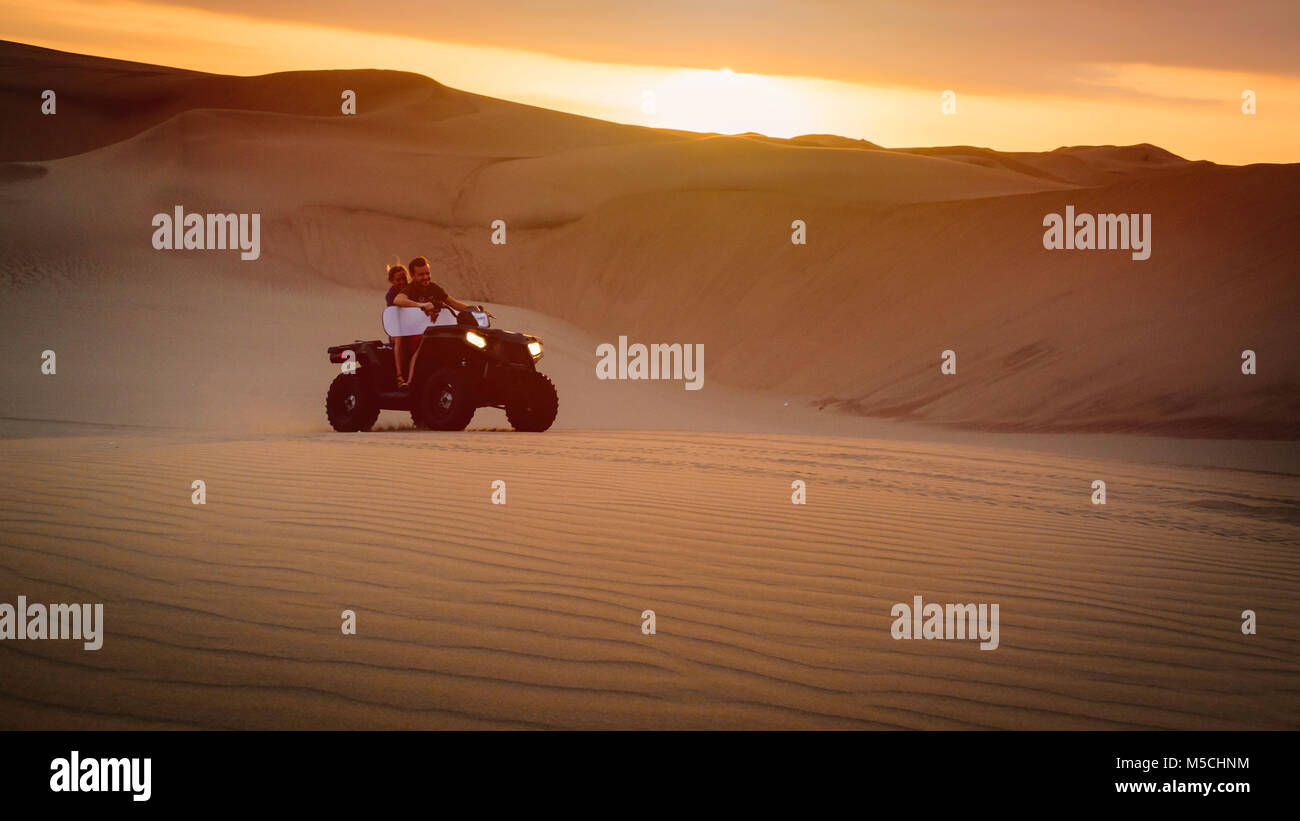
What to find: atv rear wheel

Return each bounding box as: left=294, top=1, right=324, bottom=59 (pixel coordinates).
left=418, top=368, right=477, bottom=431
left=506, top=371, right=558, bottom=432
left=326, top=373, right=380, bottom=432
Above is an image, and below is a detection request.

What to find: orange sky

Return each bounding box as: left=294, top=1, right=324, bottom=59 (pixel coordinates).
left=2, top=0, right=1297, bottom=164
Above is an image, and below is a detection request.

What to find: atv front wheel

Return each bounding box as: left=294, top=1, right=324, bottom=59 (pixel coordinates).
left=418, top=368, right=477, bottom=431
left=325, top=373, right=380, bottom=432
left=506, top=371, right=558, bottom=432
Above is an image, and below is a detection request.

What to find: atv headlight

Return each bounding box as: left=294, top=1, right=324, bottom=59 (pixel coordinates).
left=527, top=341, right=542, bottom=358
left=465, top=331, right=487, bottom=349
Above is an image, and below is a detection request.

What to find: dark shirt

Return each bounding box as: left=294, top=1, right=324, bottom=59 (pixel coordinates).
left=400, top=280, right=449, bottom=308
left=385, top=285, right=401, bottom=306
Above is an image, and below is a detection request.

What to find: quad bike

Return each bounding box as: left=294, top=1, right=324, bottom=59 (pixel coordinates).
left=325, top=305, right=558, bottom=432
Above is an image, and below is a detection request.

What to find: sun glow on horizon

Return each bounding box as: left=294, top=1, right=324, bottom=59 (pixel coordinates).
left=2, top=0, right=1297, bottom=164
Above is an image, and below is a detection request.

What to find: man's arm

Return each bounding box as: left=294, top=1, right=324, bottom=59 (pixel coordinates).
left=447, top=296, right=495, bottom=318
left=394, top=292, right=436, bottom=312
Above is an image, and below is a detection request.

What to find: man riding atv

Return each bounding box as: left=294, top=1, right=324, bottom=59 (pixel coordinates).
left=391, top=255, right=488, bottom=389
left=325, top=257, right=557, bottom=433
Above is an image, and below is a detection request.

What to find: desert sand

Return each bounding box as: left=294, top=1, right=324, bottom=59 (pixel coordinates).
left=3, top=426, right=1298, bottom=730
left=0, top=41, right=1297, bottom=729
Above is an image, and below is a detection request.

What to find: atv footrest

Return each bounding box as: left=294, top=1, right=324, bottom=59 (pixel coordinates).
left=376, top=391, right=414, bottom=411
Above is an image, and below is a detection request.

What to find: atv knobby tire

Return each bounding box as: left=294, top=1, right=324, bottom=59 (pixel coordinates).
left=326, top=373, right=380, bottom=432
left=418, top=368, right=477, bottom=431
left=506, top=371, right=559, bottom=432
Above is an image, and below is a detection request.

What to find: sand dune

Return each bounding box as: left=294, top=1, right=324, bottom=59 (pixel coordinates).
left=1, top=41, right=1298, bottom=730
left=2, top=40, right=1295, bottom=437
left=898, top=143, right=1209, bottom=186
left=0, top=42, right=469, bottom=162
